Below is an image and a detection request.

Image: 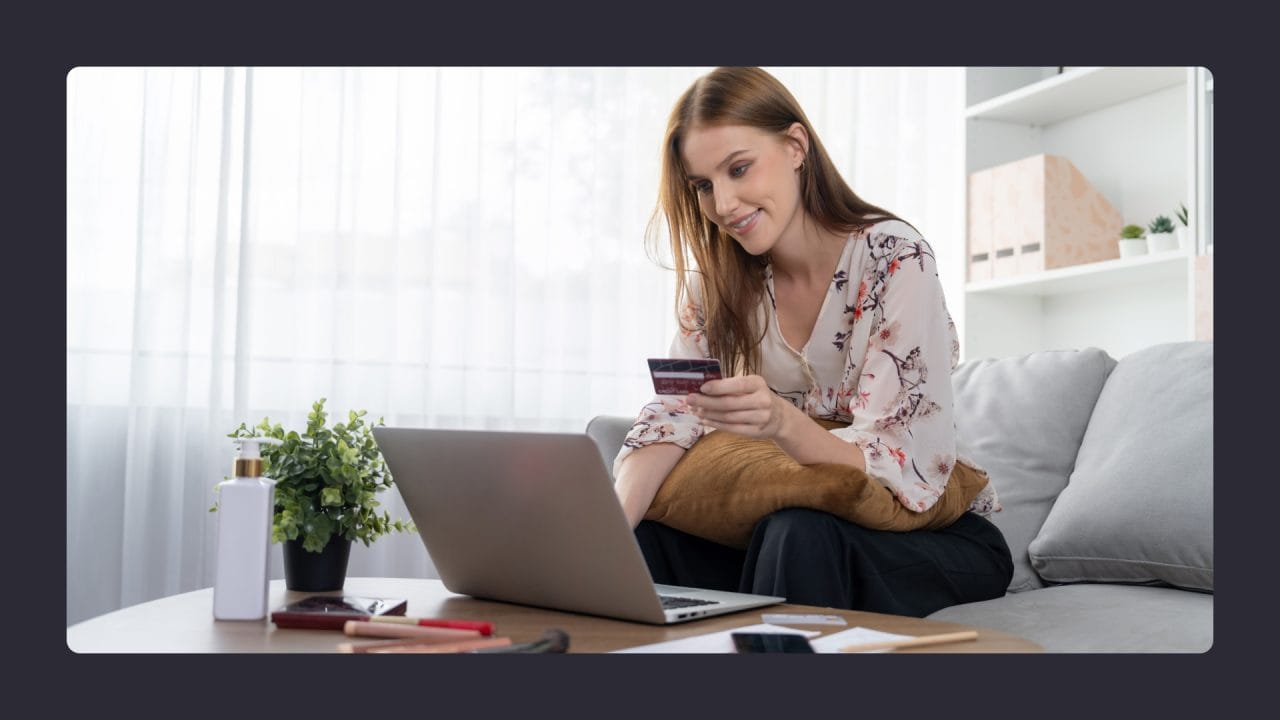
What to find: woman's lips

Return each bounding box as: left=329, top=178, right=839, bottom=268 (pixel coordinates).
left=729, top=210, right=760, bottom=235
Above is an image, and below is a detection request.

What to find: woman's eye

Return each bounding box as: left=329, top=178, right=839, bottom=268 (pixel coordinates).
left=730, top=164, right=749, bottom=178
left=693, top=181, right=712, bottom=194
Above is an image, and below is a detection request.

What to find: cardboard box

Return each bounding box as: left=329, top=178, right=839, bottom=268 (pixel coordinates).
left=967, top=172, right=993, bottom=282
left=990, top=161, right=1035, bottom=279
left=968, top=154, right=1121, bottom=280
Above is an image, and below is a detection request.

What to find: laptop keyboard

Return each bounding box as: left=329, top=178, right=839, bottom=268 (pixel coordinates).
left=659, top=595, right=719, bottom=610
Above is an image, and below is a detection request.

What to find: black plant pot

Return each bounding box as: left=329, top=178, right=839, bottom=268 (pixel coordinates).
left=283, top=536, right=352, bottom=592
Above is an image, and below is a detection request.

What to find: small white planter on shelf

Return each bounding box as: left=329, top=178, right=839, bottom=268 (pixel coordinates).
left=1147, top=232, right=1179, bottom=253
left=1175, top=226, right=1192, bottom=251
left=1118, top=237, right=1148, bottom=258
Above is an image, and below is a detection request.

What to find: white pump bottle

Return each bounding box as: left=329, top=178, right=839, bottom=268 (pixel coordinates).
left=212, top=437, right=281, bottom=620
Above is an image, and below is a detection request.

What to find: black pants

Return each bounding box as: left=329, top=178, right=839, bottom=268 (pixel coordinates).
left=635, top=509, right=1014, bottom=617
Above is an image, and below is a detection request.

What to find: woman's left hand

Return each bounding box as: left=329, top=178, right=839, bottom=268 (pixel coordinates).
left=686, top=374, right=796, bottom=440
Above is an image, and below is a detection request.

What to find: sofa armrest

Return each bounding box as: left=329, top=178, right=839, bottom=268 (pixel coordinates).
left=585, top=415, right=634, bottom=481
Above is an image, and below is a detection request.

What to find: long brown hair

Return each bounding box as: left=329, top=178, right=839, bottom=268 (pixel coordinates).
left=647, top=67, right=902, bottom=376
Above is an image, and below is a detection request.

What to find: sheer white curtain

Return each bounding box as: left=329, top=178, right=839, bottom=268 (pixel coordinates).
left=66, top=66, right=964, bottom=625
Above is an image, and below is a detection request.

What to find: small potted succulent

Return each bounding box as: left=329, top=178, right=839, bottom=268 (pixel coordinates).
left=1175, top=203, right=1191, bottom=250
left=1119, top=224, right=1147, bottom=258
left=1147, top=215, right=1178, bottom=253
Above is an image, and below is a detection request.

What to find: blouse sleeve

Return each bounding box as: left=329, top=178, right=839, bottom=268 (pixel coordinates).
left=829, top=233, right=963, bottom=513
left=611, top=276, right=714, bottom=477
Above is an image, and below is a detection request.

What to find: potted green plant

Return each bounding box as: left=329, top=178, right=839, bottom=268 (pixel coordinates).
left=1147, top=215, right=1178, bottom=253
left=221, top=398, right=414, bottom=591
left=1119, top=224, right=1147, bottom=258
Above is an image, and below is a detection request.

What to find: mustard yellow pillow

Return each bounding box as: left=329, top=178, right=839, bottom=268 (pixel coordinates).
left=643, top=418, right=989, bottom=549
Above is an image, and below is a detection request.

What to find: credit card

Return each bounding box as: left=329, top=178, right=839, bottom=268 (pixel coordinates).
left=647, top=358, right=723, bottom=395
left=761, top=613, right=848, bottom=626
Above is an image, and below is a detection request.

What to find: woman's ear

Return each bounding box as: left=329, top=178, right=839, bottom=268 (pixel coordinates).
left=784, top=122, right=809, bottom=170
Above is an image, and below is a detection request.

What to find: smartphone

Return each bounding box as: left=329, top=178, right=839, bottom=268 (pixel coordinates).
left=270, top=595, right=408, bottom=630
left=731, top=632, right=816, bottom=653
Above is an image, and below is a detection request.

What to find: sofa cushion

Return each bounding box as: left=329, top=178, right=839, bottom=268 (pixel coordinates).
left=586, top=415, right=633, bottom=479
left=951, top=348, right=1117, bottom=593
left=642, top=419, right=990, bottom=549
left=1028, top=342, right=1213, bottom=591
left=926, top=584, right=1213, bottom=652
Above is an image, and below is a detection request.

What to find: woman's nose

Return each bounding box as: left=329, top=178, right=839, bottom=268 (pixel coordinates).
left=714, top=184, right=738, bottom=220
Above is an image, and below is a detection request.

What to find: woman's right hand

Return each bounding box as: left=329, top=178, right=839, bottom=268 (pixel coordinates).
left=685, top=374, right=797, bottom=440
left=613, top=442, right=686, bottom=529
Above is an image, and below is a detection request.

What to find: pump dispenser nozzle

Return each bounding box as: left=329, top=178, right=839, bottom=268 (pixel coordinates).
left=232, top=437, right=282, bottom=478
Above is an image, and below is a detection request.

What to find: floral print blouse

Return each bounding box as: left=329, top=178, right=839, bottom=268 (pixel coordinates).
left=614, top=220, right=1000, bottom=517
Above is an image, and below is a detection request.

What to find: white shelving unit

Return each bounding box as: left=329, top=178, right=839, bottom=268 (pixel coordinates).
left=961, top=67, right=1213, bottom=361
left=967, top=248, right=1192, bottom=297
left=965, top=67, right=1185, bottom=125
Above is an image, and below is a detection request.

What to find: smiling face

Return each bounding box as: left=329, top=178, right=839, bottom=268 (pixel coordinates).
left=680, top=123, right=808, bottom=256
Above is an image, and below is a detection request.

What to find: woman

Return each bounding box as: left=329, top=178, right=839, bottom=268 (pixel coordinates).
left=613, top=67, right=1012, bottom=616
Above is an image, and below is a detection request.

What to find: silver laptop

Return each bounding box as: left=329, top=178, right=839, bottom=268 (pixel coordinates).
left=373, top=426, right=784, bottom=624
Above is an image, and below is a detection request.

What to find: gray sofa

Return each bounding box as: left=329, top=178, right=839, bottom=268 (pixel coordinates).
left=587, top=341, right=1213, bottom=652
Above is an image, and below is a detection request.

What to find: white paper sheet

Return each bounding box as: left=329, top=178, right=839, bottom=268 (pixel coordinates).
left=808, top=626, right=913, bottom=653
left=610, top=623, right=821, bottom=654
left=611, top=624, right=915, bottom=654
